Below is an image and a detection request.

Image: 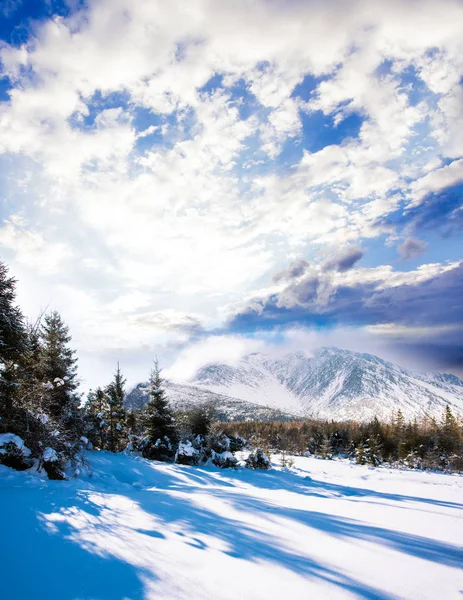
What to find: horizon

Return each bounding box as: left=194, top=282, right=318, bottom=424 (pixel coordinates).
left=0, top=0, right=462, bottom=390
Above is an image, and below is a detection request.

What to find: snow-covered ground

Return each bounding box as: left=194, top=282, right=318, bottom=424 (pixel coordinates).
left=1, top=453, right=462, bottom=600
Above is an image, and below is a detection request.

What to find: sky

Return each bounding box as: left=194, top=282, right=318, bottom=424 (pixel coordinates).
left=0, top=0, right=462, bottom=389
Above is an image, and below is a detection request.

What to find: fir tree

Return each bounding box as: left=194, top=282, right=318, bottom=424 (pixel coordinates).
left=440, top=405, right=460, bottom=454
left=142, top=360, right=177, bottom=461
left=104, top=363, right=127, bottom=452
left=189, top=403, right=215, bottom=437
left=0, top=261, right=27, bottom=420
left=84, top=387, right=110, bottom=449
left=319, top=435, right=333, bottom=459
left=40, top=311, right=79, bottom=420
left=38, top=311, right=83, bottom=476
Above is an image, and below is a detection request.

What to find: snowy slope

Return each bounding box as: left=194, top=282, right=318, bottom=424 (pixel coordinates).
left=1, top=452, right=462, bottom=600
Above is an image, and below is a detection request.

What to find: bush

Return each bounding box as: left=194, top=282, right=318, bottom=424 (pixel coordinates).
left=246, top=448, right=271, bottom=470
left=175, top=440, right=200, bottom=465
left=0, top=433, right=33, bottom=471
left=141, top=435, right=175, bottom=462
left=41, top=447, right=65, bottom=480
left=212, top=450, right=238, bottom=468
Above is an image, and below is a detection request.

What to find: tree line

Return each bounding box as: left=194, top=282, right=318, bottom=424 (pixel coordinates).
left=1, top=259, right=462, bottom=477
left=221, top=409, right=463, bottom=472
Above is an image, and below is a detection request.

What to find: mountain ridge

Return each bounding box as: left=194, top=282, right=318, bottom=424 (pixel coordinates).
left=125, top=347, right=463, bottom=422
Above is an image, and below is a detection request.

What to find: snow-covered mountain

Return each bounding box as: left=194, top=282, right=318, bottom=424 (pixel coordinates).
left=126, top=347, right=463, bottom=422
left=125, top=380, right=296, bottom=422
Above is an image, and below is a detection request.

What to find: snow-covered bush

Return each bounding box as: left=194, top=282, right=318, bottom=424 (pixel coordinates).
left=142, top=435, right=175, bottom=462
left=41, top=446, right=65, bottom=480
left=245, top=448, right=271, bottom=470
left=212, top=450, right=238, bottom=469
left=175, top=440, right=200, bottom=466
left=207, top=432, right=231, bottom=454
left=0, top=433, right=33, bottom=471
left=228, top=434, right=247, bottom=453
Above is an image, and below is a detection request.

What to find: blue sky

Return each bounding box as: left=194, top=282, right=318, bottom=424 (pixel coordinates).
left=0, top=0, right=462, bottom=386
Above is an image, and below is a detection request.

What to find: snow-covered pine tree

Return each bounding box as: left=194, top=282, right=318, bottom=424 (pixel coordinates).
left=104, top=363, right=127, bottom=452
left=142, top=359, right=177, bottom=461
left=0, top=261, right=27, bottom=423
left=40, top=311, right=79, bottom=418
left=364, top=435, right=383, bottom=466
left=84, top=387, right=111, bottom=449
left=38, top=311, right=83, bottom=476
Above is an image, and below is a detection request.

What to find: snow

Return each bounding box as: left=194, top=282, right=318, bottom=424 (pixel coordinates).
left=0, top=453, right=462, bottom=599
left=177, top=440, right=197, bottom=457
left=0, top=433, right=31, bottom=457
left=42, top=447, right=59, bottom=462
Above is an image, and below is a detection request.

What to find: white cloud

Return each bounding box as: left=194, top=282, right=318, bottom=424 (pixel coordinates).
left=164, top=335, right=266, bottom=381
left=409, top=158, right=463, bottom=205
left=0, top=0, right=462, bottom=385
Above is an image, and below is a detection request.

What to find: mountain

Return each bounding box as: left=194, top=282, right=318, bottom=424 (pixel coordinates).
left=125, top=347, right=463, bottom=422
left=125, top=380, right=296, bottom=422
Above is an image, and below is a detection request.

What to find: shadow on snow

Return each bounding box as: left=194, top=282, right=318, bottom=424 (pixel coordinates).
left=1, top=454, right=461, bottom=600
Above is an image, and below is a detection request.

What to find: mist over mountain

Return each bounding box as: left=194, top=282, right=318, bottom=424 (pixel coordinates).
left=125, top=347, right=463, bottom=422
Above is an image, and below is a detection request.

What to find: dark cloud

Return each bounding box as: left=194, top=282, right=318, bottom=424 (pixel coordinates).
left=397, top=237, right=428, bottom=260
left=323, top=246, right=364, bottom=272
left=379, top=182, right=463, bottom=237
left=406, top=182, right=463, bottom=235
left=273, top=258, right=309, bottom=283
left=276, top=275, right=320, bottom=308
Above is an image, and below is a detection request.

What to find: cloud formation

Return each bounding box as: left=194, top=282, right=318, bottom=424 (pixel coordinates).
left=0, top=0, right=461, bottom=384
left=398, top=238, right=428, bottom=260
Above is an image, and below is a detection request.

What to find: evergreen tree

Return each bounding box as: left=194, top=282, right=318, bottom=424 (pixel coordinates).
left=142, top=359, right=176, bottom=461
left=440, top=405, right=460, bottom=454
left=84, top=387, right=110, bottom=449
left=38, top=311, right=83, bottom=476
left=319, top=435, right=333, bottom=459
left=393, top=409, right=407, bottom=459
left=188, top=403, right=215, bottom=437
left=0, top=261, right=27, bottom=420
left=40, top=311, right=79, bottom=420
left=104, top=363, right=127, bottom=452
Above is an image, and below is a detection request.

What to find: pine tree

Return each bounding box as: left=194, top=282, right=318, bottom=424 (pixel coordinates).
left=188, top=403, right=215, bottom=437
left=319, top=435, right=333, bottom=459
left=440, top=405, right=460, bottom=454
left=0, top=261, right=27, bottom=420
left=40, top=311, right=79, bottom=420
left=38, top=311, right=83, bottom=476
left=104, top=363, right=127, bottom=452
left=84, top=387, right=110, bottom=449
left=365, top=435, right=383, bottom=466
left=394, top=409, right=407, bottom=459
left=142, top=359, right=177, bottom=461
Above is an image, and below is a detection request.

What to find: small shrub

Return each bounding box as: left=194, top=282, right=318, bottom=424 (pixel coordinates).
left=246, top=448, right=271, bottom=470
